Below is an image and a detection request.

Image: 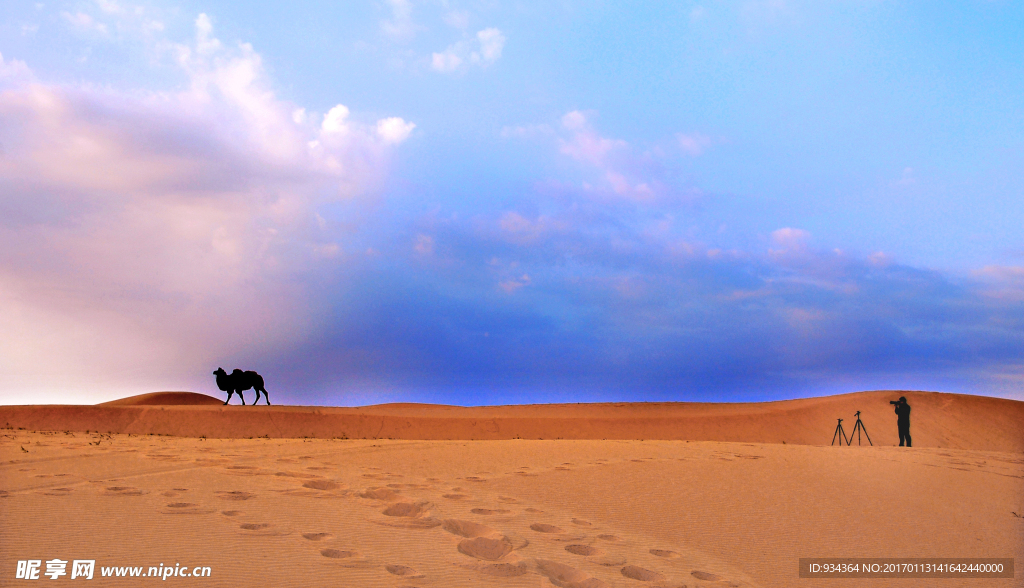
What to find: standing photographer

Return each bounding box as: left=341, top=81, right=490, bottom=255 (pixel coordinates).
left=890, top=396, right=911, bottom=447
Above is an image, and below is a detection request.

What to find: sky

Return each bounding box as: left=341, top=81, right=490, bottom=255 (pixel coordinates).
left=1, top=1, right=1023, bottom=406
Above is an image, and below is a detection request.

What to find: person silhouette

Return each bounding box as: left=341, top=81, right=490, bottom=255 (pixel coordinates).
left=891, top=396, right=911, bottom=447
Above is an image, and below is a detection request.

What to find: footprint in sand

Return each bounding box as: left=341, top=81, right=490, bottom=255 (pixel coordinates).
left=383, top=502, right=429, bottom=517
left=444, top=519, right=528, bottom=560
left=649, top=549, right=679, bottom=559
left=477, top=562, right=528, bottom=577
left=594, top=555, right=627, bottom=567
left=571, top=518, right=592, bottom=527
left=458, top=537, right=513, bottom=561
left=161, top=502, right=214, bottom=515
left=621, top=565, right=665, bottom=582
left=302, top=532, right=334, bottom=541
left=385, top=564, right=424, bottom=579
left=216, top=491, right=256, bottom=501
left=221, top=511, right=243, bottom=517
left=105, top=486, right=147, bottom=496
left=224, top=466, right=261, bottom=476
left=443, top=493, right=470, bottom=500
left=302, top=480, right=342, bottom=491
left=320, top=549, right=358, bottom=559
left=691, top=570, right=722, bottom=581
left=239, top=522, right=288, bottom=536
left=0, top=491, right=8, bottom=499
left=565, top=544, right=601, bottom=556
left=535, top=560, right=607, bottom=588
left=275, top=471, right=322, bottom=479
left=442, top=519, right=497, bottom=538
left=239, top=523, right=270, bottom=530
left=39, top=488, right=72, bottom=496
left=378, top=502, right=441, bottom=528
left=471, top=508, right=511, bottom=516
left=497, top=496, right=519, bottom=504
left=530, top=523, right=564, bottom=534
left=597, top=534, right=621, bottom=542
left=463, top=476, right=488, bottom=483
left=359, top=487, right=401, bottom=501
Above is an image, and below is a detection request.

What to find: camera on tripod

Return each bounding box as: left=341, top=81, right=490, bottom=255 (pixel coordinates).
left=889, top=400, right=900, bottom=405
left=831, top=410, right=872, bottom=446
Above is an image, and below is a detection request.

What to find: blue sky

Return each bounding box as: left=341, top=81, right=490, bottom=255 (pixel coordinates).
left=1, top=1, right=1023, bottom=405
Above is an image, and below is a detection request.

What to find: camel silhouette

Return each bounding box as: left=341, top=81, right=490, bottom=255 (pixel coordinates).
left=213, top=367, right=270, bottom=405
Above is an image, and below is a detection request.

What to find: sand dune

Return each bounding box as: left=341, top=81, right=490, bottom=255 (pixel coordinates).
left=1, top=391, right=1020, bottom=587
left=2, top=390, right=1022, bottom=451
left=99, top=391, right=224, bottom=406
left=1, top=431, right=1020, bottom=587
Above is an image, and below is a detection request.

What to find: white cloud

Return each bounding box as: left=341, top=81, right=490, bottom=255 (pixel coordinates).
left=61, top=11, right=109, bottom=35
left=431, top=27, right=506, bottom=73
left=471, top=28, right=505, bottom=65
left=194, top=13, right=221, bottom=55
left=381, top=0, right=415, bottom=40
left=444, top=10, right=470, bottom=29
left=0, top=12, right=413, bottom=396
left=677, top=132, right=711, bottom=156
left=376, top=117, right=416, bottom=145
left=431, top=50, right=462, bottom=73
left=95, top=0, right=122, bottom=14
left=769, top=228, right=811, bottom=257
left=0, top=52, right=32, bottom=80
left=321, top=104, right=350, bottom=134
left=558, top=111, right=626, bottom=167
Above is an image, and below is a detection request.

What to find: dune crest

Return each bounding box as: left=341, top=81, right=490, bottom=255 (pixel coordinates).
left=99, top=392, right=223, bottom=406
left=2, top=390, right=1021, bottom=451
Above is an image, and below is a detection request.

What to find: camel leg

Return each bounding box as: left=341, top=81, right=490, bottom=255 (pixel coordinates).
left=224, top=391, right=233, bottom=405
left=258, top=387, right=270, bottom=405
left=238, top=389, right=246, bottom=406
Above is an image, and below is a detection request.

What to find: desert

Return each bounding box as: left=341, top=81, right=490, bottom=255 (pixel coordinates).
left=5, top=3, right=1024, bottom=587
left=2, top=390, right=1021, bottom=588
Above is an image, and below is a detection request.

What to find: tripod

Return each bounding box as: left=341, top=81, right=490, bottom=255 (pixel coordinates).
left=831, top=418, right=849, bottom=446
left=848, top=410, right=873, bottom=446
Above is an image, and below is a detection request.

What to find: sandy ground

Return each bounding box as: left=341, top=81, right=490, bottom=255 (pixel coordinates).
left=2, top=429, right=1021, bottom=587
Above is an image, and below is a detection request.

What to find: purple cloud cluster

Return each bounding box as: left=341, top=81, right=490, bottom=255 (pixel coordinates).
left=264, top=115, right=1024, bottom=403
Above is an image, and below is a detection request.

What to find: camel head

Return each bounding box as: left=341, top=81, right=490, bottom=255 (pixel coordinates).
left=213, top=367, right=227, bottom=377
